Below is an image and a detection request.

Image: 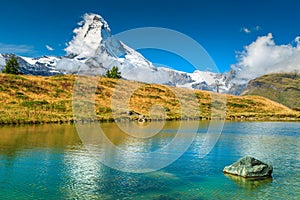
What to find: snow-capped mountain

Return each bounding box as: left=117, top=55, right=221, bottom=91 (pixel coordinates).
left=56, top=14, right=171, bottom=83
left=21, top=56, right=60, bottom=69
left=0, top=13, right=232, bottom=93
left=59, top=13, right=230, bottom=91
left=0, top=54, right=60, bottom=76
left=160, top=67, right=230, bottom=93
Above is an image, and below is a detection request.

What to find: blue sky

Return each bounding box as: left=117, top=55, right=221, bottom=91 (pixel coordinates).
left=0, top=0, right=300, bottom=72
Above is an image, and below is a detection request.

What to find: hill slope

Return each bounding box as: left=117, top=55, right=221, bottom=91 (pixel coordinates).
left=0, top=74, right=298, bottom=125
left=242, top=73, right=300, bottom=110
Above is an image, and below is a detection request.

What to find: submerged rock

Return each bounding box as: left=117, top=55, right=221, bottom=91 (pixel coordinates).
left=223, top=156, right=273, bottom=178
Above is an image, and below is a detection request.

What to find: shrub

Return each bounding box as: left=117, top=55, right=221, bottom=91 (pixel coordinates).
left=105, top=66, right=121, bottom=79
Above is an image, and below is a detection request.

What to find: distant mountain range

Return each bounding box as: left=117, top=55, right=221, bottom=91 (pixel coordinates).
left=0, top=13, right=247, bottom=94
left=242, top=73, right=300, bottom=110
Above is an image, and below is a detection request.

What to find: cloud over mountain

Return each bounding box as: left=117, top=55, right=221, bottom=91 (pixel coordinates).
left=232, top=33, right=300, bottom=83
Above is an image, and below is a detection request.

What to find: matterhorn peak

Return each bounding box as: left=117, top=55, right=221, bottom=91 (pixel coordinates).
left=65, top=13, right=111, bottom=59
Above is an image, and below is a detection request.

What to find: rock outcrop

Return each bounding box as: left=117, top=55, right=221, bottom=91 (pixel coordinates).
left=223, top=156, right=273, bottom=178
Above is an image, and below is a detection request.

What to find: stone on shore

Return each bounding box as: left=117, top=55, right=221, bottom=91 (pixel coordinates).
left=223, top=156, right=273, bottom=178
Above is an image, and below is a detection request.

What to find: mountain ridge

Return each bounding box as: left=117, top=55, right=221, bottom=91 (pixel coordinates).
left=0, top=13, right=232, bottom=93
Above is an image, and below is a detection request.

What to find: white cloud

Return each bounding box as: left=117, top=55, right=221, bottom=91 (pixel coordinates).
left=233, top=33, right=300, bottom=83
left=240, top=26, right=262, bottom=34
left=46, top=45, right=54, bottom=51
left=241, top=27, right=251, bottom=34
left=0, top=43, right=35, bottom=54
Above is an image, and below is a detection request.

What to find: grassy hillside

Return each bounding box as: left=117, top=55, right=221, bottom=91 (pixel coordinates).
left=242, top=73, right=300, bottom=110
left=0, top=74, right=299, bottom=125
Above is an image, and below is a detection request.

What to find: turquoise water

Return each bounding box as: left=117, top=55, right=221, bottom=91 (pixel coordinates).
left=0, top=121, right=299, bottom=199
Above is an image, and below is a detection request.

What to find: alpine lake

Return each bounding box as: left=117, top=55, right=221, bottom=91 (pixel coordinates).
left=0, top=121, right=299, bottom=199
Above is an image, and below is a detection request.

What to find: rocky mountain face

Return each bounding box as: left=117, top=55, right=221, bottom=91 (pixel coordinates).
left=0, top=13, right=236, bottom=93
left=242, top=73, right=300, bottom=110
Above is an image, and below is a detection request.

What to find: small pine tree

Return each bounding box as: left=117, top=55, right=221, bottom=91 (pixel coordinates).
left=105, top=66, right=121, bottom=79
left=2, top=56, right=21, bottom=74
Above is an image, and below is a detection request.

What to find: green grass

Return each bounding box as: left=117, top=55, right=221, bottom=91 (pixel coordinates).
left=227, top=102, right=249, bottom=108
left=242, top=72, right=300, bottom=110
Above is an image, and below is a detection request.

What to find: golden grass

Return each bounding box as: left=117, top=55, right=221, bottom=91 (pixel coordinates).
left=0, top=74, right=299, bottom=125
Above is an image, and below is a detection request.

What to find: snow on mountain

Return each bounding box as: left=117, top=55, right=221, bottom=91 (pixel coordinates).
left=62, top=13, right=228, bottom=90
left=0, top=13, right=232, bottom=93
left=190, top=70, right=221, bottom=85
left=0, top=54, right=60, bottom=75
left=21, top=56, right=60, bottom=69
left=159, top=67, right=229, bottom=92
left=62, top=13, right=171, bottom=84
left=65, top=14, right=111, bottom=59
left=0, top=54, right=5, bottom=67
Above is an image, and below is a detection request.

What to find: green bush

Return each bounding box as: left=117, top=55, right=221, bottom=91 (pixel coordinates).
left=105, top=66, right=121, bottom=79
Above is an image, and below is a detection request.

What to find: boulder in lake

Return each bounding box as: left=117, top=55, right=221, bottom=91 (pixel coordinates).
left=223, top=156, right=273, bottom=178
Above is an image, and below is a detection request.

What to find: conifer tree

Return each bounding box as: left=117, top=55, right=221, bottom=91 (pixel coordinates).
left=2, top=56, right=21, bottom=74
